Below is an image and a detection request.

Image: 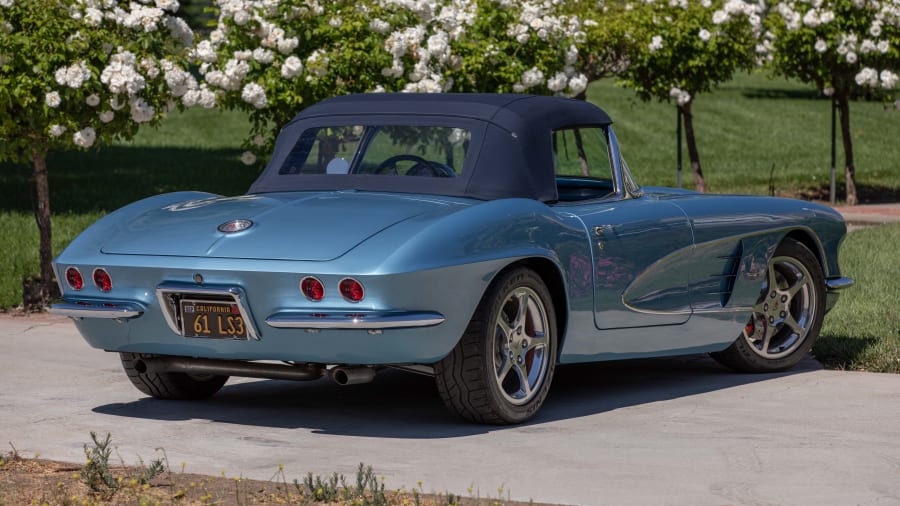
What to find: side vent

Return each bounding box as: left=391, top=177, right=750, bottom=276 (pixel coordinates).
left=708, top=242, right=744, bottom=308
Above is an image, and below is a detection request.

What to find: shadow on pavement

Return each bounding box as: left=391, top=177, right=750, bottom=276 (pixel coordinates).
left=92, top=354, right=821, bottom=439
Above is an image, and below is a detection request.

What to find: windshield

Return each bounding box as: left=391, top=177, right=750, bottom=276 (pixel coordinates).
left=278, top=125, right=471, bottom=178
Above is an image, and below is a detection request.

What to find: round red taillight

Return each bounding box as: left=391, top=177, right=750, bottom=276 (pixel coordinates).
left=339, top=278, right=364, bottom=303
left=65, top=267, right=83, bottom=290
left=93, top=268, right=112, bottom=293
left=300, top=276, right=325, bottom=301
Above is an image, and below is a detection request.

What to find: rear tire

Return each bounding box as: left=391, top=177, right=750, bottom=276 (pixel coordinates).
left=435, top=267, right=557, bottom=424
left=120, top=353, right=228, bottom=400
left=712, top=238, right=825, bottom=373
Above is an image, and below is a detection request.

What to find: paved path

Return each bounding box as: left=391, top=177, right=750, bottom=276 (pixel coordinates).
left=834, top=202, right=900, bottom=226
left=2, top=315, right=899, bottom=505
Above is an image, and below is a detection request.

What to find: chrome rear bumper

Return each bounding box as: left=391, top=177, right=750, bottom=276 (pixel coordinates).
left=266, top=311, right=445, bottom=330
left=48, top=300, right=144, bottom=320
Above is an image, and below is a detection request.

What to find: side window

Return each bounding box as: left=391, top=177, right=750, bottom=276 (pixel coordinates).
left=552, top=127, right=612, bottom=180
left=552, top=127, right=615, bottom=202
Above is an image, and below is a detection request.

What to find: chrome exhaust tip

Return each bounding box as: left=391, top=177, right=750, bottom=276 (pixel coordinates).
left=329, top=366, right=376, bottom=385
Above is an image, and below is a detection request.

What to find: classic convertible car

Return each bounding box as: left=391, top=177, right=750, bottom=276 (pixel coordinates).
left=51, top=93, right=852, bottom=424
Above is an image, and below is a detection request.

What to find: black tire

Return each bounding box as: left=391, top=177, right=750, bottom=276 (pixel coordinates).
left=712, top=238, right=826, bottom=373
left=435, top=267, right=557, bottom=424
left=120, top=353, right=228, bottom=400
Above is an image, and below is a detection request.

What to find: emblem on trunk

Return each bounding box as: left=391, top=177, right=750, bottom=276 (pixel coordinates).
left=218, top=219, right=253, bottom=233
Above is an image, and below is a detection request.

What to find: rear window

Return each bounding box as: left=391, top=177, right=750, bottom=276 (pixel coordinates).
left=278, top=125, right=471, bottom=178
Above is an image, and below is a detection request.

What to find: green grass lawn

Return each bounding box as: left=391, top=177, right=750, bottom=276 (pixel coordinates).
left=1, top=73, right=898, bottom=373
left=815, top=223, right=900, bottom=373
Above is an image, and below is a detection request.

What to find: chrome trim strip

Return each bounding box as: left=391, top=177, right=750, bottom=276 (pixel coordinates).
left=826, top=277, right=854, bottom=291
left=49, top=300, right=144, bottom=320
left=155, top=282, right=260, bottom=340
left=266, top=311, right=445, bottom=330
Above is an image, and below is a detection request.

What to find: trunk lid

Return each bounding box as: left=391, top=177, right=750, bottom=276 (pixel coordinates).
left=101, top=191, right=459, bottom=261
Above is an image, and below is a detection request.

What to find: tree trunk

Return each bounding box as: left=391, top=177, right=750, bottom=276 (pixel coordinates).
left=573, top=128, right=591, bottom=177
left=835, top=92, right=858, bottom=206
left=679, top=101, right=707, bottom=193
left=31, top=149, right=54, bottom=306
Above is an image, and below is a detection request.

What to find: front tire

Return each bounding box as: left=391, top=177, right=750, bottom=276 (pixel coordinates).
left=712, top=238, right=825, bottom=372
left=435, top=267, right=557, bottom=424
left=120, top=353, right=228, bottom=400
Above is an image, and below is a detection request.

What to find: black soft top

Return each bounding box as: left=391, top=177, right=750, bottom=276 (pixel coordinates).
left=248, top=93, right=613, bottom=201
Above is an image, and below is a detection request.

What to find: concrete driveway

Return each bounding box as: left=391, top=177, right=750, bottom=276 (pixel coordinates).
left=1, top=314, right=898, bottom=505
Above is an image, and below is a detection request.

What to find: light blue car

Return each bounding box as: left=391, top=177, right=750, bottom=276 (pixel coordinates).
left=51, top=93, right=852, bottom=424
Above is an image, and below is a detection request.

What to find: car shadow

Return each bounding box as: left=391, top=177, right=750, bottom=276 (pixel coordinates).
left=92, top=354, right=822, bottom=439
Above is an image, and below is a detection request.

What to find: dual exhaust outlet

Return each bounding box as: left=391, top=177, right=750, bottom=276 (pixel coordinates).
left=136, top=356, right=377, bottom=386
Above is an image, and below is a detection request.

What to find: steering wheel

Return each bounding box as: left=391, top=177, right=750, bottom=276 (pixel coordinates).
left=373, top=154, right=455, bottom=177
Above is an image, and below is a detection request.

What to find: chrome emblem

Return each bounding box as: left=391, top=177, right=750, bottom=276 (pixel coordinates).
left=218, top=219, right=253, bottom=233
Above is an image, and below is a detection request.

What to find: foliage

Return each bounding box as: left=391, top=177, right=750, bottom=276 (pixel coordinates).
left=0, top=0, right=204, bottom=162
left=199, top=0, right=631, bottom=162
left=290, top=463, right=388, bottom=505
left=0, top=0, right=203, bottom=304
left=615, top=0, right=761, bottom=191
left=80, top=432, right=165, bottom=500
left=763, top=0, right=900, bottom=205
left=764, top=0, right=899, bottom=98
left=80, top=432, right=119, bottom=499
left=618, top=0, right=761, bottom=104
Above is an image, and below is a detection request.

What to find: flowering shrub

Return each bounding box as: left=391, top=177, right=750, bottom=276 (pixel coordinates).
left=200, top=0, right=627, bottom=162
left=764, top=0, right=900, bottom=205
left=617, top=0, right=762, bottom=192
left=198, top=0, right=393, bottom=159
left=0, top=0, right=199, bottom=303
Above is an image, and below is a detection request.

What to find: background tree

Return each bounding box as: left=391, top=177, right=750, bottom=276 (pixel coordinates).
left=202, top=0, right=634, bottom=163
left=764, top=0, right=899, bottom=205
left=197, top=0, right=396, bottom=161
left=616, top=0, right=761, bottom=192
left=0, top=0, right=205, bottom=304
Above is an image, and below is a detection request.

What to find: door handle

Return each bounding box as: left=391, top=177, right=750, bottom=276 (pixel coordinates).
left=593, top=225, right=614, bottom=236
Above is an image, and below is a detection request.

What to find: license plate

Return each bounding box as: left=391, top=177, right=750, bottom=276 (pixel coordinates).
left=180, top=300, right=248, bottom=339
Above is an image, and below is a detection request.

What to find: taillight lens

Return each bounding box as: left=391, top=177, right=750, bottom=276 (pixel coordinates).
left=339, top=278, right=364, bottom=302
left=300, top=276, right=325, bottom=301
left=93, top=268, right=112, bottom=292
left=65, top=267, right=83, bottom=290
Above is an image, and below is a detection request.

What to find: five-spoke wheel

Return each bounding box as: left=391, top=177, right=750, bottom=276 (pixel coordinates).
left=712, top=238, right=825, bottom=372
left=492, top=286, right=551, bottom=406
left=436, top=267, right=557, bottom=424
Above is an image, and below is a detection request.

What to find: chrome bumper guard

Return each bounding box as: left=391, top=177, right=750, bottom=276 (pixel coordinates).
left=49, top=300, right=144, bottom=320
left=266, top=311, right=445, bottom=330
left=825, top=277, right=854, bottom=291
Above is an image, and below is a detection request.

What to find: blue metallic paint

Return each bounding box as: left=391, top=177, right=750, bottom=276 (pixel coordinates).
left=51, top=128, right=850, bottom=371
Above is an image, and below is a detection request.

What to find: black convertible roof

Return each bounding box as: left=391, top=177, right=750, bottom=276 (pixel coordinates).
left=249, top=93, right=614, bottom=201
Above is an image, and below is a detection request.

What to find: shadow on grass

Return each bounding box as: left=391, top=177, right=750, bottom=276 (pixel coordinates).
left=91, top=354, right=821, bottom=439
left=0, top=146, right=257, bottom=214
left=814, top=335, right=879, bottom=370
left=740, top=88, right=823, bottom=100
left=792, top=183, right=900, bottom=204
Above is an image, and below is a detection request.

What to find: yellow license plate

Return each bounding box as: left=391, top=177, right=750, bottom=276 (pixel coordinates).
left=180, top=300, right=248, bottom=339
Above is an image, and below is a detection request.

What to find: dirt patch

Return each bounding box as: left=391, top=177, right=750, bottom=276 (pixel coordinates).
left=0, top=452, right=552, bottom=506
